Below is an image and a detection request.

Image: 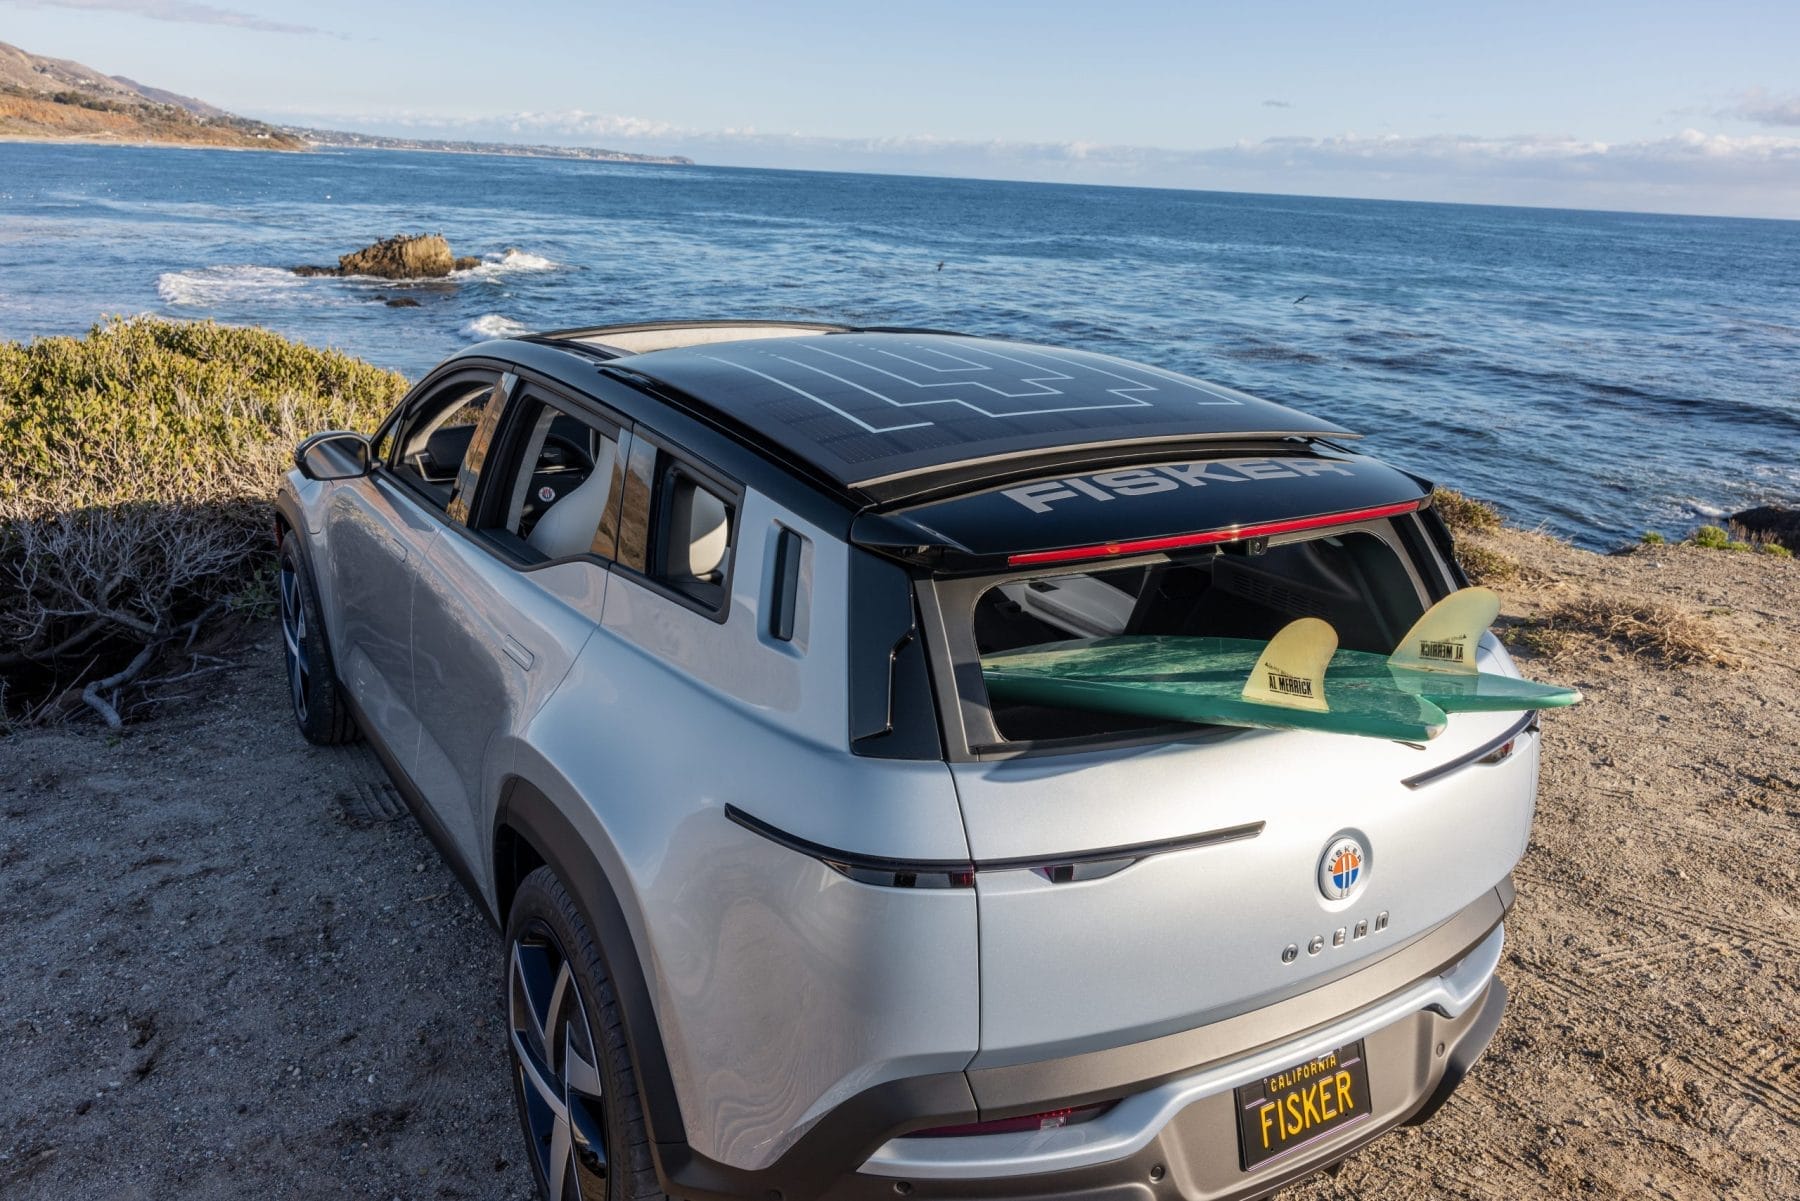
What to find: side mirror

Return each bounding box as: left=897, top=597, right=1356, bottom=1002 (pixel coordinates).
left=295, top=431, right=372, bottom=482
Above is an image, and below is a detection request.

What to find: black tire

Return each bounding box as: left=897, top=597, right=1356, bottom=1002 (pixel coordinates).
left=277, top=530, right=359, bottom=745
left=506, top=866, right=664, bottom=1201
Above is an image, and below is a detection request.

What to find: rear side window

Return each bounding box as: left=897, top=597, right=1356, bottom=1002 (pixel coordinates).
left=616, top=437, right=740, bottom=618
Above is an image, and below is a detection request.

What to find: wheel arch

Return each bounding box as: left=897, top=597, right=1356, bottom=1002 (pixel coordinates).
left=493, top=776, right=690, bottom=1177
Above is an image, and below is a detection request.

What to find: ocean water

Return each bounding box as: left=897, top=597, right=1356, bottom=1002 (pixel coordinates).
left=2, top=141, right=1796, bottom=549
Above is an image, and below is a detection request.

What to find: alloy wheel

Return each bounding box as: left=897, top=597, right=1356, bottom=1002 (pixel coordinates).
left=278, top=562, right=310, bottom=722
left=509, top=924, right=609, bottom=1200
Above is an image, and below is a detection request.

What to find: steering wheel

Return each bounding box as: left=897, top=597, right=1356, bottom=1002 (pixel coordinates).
left=538, top=432, right=594, bottom=474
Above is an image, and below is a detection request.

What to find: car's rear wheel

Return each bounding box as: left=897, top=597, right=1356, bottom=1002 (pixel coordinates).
left=277, top=530, right=358, bottom=745
left=506, top=866, right=662, bottom=1201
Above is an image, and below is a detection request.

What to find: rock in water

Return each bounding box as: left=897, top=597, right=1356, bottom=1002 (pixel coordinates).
left=384, top=297, right=422, bottom=308
left=337, top=233, right=455, bottom=279
left=293, top=234, right=462, bottom=279
left=1729, top=506, right=1800, bottom=551
left=453, top=256, right=480, bottom=271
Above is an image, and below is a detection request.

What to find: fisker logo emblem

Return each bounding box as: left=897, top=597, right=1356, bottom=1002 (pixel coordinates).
left=1318, top=835, right=1368, bottom=902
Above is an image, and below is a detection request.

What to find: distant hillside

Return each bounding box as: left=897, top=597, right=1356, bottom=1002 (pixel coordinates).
left=0, top=40, right=301, bottom=149
left=0, top=40, right=692, bottom=165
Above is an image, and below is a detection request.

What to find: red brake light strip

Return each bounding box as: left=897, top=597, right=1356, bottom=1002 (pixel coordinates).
left=1005, top=499, right=1424, bottom=567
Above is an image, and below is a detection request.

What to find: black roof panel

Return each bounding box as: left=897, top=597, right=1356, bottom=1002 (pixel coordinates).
left=608, top=332, right=1355, bottom=495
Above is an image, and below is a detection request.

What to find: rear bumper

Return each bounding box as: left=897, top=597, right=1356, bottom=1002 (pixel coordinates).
left=859, top=924, right=1505, bottom=1194
left=661, top=885, right=1511, bottom=1201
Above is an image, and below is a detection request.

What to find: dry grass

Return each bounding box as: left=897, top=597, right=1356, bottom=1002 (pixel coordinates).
left=1430, top=487, right=1502, bottom=534
left=1513, top=594, right=1744, bottom=670
left=0, top=318, right=405, bottom=723
left=1455, top=541, right=1521, bottom=585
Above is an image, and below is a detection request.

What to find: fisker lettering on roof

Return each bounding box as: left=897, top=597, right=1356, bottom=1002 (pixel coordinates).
left=862, top=450, right=1428, bottom=564
left=1003, top=457, right=1359, bottom=514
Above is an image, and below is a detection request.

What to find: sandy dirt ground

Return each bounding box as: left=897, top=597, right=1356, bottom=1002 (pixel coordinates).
left=2, top=534, right=1796, bottom=1200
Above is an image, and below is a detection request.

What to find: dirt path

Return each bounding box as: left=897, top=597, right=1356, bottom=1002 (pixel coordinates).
left=2, top=536, right=1796, bottom=1199
left=0, top=630, right=531, bottom=1200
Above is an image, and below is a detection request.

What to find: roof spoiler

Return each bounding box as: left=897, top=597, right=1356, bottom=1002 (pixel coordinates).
left=851, top=447, right=1431, bottom=573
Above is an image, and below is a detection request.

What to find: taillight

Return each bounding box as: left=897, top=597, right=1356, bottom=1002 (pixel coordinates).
left=1477, top=737, right=1516, bottom=765
left=904, top=1102, right=1113, bottom=1138
left=1005, top=500, right=1424, bottom=567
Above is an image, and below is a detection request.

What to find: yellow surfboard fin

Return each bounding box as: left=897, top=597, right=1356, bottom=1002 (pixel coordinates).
left=1388, top=587, right=1501, bottom=676
left=1242, top=617, right=1337, bottom=712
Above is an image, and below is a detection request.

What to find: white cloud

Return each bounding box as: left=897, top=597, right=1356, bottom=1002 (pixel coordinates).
left=260, top=105, right=1800, bottom=218
left=9, top=0, right=331, bottom=35
left=1723, top=86, right=1800, bottom=128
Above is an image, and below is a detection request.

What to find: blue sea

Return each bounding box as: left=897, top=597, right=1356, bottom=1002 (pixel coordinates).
left=2, top=141, right=1796, bottom=549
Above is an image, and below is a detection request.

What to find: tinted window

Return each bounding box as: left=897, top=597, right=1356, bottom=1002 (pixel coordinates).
left=614, top=438, right=739, bottom=616
left=474, top=394, right=625, bottom=564
left=387, top=375, right=500, bottom=515
left=654, top=466, right=735, bottom=610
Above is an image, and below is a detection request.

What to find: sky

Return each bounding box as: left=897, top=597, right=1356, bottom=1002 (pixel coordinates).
left=5, top=0, right=1800, bottom=217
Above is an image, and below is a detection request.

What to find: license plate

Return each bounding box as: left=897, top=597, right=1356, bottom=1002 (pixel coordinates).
left=1235, top=1040, right=1373, bottom=1171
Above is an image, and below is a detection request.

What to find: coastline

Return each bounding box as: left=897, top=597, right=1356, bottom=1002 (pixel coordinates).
left=0, top=130, right=298, bottom=152
left=0, top=129, right=693, bottom=165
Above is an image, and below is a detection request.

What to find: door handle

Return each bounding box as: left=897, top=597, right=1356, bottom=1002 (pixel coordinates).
left=501, top=635, right=535, bottom=671
left=386, top=531, right=410, bottom=562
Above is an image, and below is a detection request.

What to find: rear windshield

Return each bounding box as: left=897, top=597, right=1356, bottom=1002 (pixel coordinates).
left=955, top=529, right=1428, bottom=746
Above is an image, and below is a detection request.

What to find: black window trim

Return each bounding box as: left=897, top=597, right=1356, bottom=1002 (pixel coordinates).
left=610, top=424, right=745, bottom=625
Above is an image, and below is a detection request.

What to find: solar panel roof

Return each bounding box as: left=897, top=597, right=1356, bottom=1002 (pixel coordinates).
left=607, top=332, right=1356, bottom=493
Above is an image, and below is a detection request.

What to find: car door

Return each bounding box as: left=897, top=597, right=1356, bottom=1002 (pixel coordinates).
left=409, top=378, right=627, bottom=889
left=324, top=368, right=502, bottom=761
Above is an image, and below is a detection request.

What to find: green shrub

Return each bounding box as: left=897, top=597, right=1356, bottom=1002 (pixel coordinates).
left=1688, top=524, right=1755, bottom=551
left=1640, top=531, right=1665, bottom=545
left=1430, top=487, right=1502, bottom=534
left=1760, top=543, right=1795, bottom=559
left=0, top=317, right=406, bottom=722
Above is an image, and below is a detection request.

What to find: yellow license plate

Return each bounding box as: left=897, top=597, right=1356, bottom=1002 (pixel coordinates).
left=1235, top=1040, right=1372, bottom=1170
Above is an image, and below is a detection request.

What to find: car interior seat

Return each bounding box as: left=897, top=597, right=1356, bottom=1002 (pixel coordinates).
left=527, top=439, right=618, bottom=559
left=672, top=481, right=730, bottom=584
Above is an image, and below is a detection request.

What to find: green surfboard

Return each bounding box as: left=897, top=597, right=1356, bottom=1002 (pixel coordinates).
left=983, top=636, right=1453, bottom=741
left=979, top=587, right=1579, bottom=743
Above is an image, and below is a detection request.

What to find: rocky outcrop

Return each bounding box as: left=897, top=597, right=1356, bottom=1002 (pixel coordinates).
left=1730, top=505, right=1800, bottom=551
left=294, top=233, right=470, bottom=279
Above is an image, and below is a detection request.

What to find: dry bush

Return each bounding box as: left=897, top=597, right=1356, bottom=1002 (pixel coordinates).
left=1455, top=542, right=1521, bottom=585
left=0, top=317, right=405, bottom=725
left=1519, top=594, right=1743, bottom=670
left=1430, top=487, right=1502, bottom=534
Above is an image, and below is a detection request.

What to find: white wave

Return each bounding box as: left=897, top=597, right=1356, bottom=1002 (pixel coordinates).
left=156, top=265, right=306, bottom=307
left=453, top=248, right=561, bottom=278
left=463, top=313, right=530, bottom=340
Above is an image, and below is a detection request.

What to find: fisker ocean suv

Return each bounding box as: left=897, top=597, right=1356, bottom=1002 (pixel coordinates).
left=276, top=321, right=1536, bottom=1201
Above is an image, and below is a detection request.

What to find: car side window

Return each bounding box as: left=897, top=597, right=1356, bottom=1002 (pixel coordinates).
left=385, top=374, right=502, bottom=517
left=616, top=436, right=739, bottom=617
left=471, top=391, right=625, bottom=564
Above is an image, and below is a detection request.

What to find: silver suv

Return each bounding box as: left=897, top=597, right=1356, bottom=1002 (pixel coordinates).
left=277, top=322, right=1533, bottom=1201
